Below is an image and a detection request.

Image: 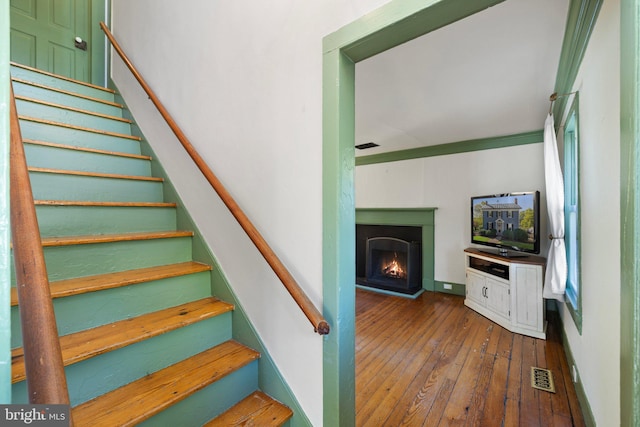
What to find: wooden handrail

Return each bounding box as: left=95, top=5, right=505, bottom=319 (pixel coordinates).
left=9, top=84, right=74, bottom=411
left=100, top=22, right=329, bottom=335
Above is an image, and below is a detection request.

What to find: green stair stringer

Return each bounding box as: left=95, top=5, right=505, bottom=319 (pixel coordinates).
left=115, top=90, right=312, bottom=427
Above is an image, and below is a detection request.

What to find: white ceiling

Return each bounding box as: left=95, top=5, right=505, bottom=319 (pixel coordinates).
left=355, top=0, right=570, bottom=156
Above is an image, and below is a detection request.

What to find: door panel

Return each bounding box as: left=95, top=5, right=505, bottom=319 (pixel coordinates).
left=50, top=0, right=74, bottom=30
left=10, top=0, right=36, bottom=17
left=10, top=29, right=36, bottom=66
left=10, top=0, right=90, bottom=82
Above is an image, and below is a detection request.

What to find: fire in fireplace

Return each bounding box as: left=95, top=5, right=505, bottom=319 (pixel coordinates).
left=364, top=236, right=421, bottom=294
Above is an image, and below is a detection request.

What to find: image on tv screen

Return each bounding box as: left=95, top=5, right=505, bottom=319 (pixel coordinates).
left=471, top=192, right=538, bottom=253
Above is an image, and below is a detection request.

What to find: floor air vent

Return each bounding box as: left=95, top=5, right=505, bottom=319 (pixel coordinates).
left=531, top=367, right=556, bottom=393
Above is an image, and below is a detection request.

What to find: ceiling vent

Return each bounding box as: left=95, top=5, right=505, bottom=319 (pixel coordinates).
left=355, top=142, right=379, bottom=150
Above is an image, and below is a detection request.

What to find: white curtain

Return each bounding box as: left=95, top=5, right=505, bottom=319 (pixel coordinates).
left=543, top=113, right=567, bottom=301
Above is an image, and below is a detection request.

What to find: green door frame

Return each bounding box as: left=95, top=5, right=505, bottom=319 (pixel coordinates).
left=620, top=0, right=640, bottom=425
left=322, top=0, right=640, bottom=425
left=321, top=1, right=507, bottom=425
left=89, top=0, right=109, bottom=87
left=1, top=0, right=12, bottom=404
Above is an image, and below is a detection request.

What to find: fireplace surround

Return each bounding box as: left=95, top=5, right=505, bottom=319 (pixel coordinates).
left=356, top=208, right=436, bottom=295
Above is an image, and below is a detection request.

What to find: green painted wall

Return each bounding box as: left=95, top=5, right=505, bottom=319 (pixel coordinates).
left=0, top=0, right=11, bottom=403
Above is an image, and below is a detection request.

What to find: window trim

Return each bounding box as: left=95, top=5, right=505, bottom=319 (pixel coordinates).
left=563, top=94, right=582, bottom=333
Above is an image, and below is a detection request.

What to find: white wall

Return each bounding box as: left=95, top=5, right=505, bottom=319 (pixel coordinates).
left=558, top=0, right=620, bottom=424
left=356, top=143, right=548, bottom=285
left=110, top=1, right=389, bottom=425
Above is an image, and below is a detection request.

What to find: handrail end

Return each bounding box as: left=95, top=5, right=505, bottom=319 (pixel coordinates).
left=315, top=321, right=330, bottom=335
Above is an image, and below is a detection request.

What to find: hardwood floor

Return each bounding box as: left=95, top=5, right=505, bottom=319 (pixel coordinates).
left=355, top=288, right=585, bottom=427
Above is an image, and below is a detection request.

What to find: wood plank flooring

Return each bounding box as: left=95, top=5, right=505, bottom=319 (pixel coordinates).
left=356, top=288, right=585, bottom=427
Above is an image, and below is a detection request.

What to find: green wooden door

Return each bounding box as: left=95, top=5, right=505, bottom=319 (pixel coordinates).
left=10, top=0, right=91, bottom=82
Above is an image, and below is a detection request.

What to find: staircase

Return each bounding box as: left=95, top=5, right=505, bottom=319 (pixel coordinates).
left=9, top=62, right=293, bottom=426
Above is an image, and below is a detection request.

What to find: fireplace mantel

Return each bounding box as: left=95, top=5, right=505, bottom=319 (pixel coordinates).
left=356, top=208, right=437, bottom=292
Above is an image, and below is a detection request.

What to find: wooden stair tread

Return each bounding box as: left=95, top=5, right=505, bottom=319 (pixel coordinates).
left=40, top=230, right=193, bottom=247
left=15, top=95, right=131, bottom=123
left=34, top=200, right=175, bottom=207
left=11, top=261, right=211, bottom=306
left=204, top=391, right=293, bottom=426
left=12, top=297, right=233, bottom=383
left=72, top=340, right=260, bottom=426
left=28, top=166, right=163, bottom=182
left=11, top=77, right=122, bottom=108
left=19, top=115, right=140, bottom=141
left=25, top=139, right=150, bottom=160
left=11, top=62, right=116, bottom=94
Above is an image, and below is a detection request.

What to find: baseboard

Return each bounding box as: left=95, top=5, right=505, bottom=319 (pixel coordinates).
left=558, top=315, right=596, bottom=427
left=434, top=280, right=465, bottom=296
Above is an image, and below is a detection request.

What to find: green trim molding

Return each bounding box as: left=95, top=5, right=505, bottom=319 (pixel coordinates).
left=551, top=0, right=604, bottom=122
left=560, top=317, right=596, bottom=426
left=0, top=0, right=12, bottom=404
left=620, top=0, right=640, bottom=424
left=434, top=280, right=465, bottom=297
left=322, top=1, right=507, bottom=424
left=90, top=0, right=108, bottom=87
left=356, top=130, right=543, bottom=166
left=356, top=208, right=436, bottom=291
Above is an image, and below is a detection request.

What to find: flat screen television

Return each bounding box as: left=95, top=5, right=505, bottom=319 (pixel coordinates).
left=470, top=191, right=540, bottom=256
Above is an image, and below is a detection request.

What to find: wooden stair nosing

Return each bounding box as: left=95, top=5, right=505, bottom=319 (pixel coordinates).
left=10, top=261, right=211, bottom=306
left=204, top=391, right=293, bottom=426
left=24, top=139, right=151, bottom=161
left=11, top=297, right=234, bottom=384
left=40, top=230, right=194, bottom=247
left=19, top=115, right=140, bottom=141
left=15, top=95, right=131, bottom=123
left=11, top=77, right=122, bottom=108
left=71, top=340, right=260, bottom=427
left=34, top=200, right=175, bottom=208
left=28, top=166, right=163, bottom=182
left=11, top=62, right=116, bottom=94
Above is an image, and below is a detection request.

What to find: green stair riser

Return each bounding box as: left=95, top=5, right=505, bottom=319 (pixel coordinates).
left=11, top=80, right=122, bottom=117
left=35, top=205, right=177, bottom=237
left=10, top=237, right=193, bottom=283
left=12, top=315, right=234, bottom=406
left=29, top=172, right=164, bottom=203
left=10, top=271, right=213, bottom=348
left=16, top=98, right=131, bottom=134
left=139, top=363, right=259, bottom=427
left=10, top=65, right=116, bottom=103
left=18, top=120, right=140, bottom=155
left=24, top=143, right=152, bottom=177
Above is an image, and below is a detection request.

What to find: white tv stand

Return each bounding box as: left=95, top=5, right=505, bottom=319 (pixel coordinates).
left=464, top=248, right=547, bottom=339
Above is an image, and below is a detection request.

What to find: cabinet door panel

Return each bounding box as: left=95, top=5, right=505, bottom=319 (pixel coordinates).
left=466, top=270, right=486, bottom=306
left=514, top=265, right=542, bottom=330
left=486, top=277, right=510, bottom=320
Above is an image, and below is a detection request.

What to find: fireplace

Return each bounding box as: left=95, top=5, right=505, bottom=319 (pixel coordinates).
left=356, top=225, right=422, bottom=294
